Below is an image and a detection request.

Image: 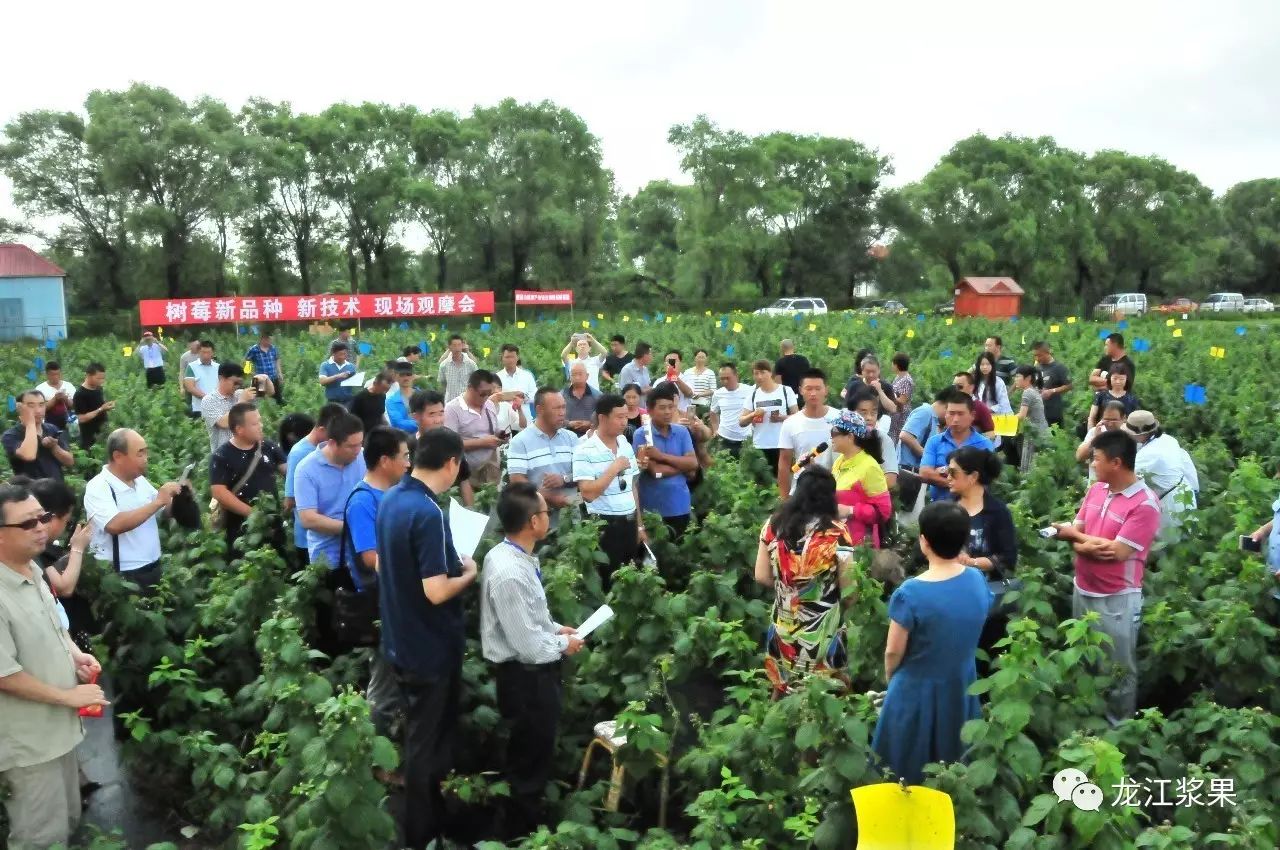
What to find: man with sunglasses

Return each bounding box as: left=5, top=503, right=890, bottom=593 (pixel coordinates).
left=444, top=369, right=505, bottom=487
left=83, top=429, right=183, bottom=593
left=2, top=391, right=75, bottom=483
left=0, top=484, right=109, bottom=850
left=573, top=394, right=642, bottom=589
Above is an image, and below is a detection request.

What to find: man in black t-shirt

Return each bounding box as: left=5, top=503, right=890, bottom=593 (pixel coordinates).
left=349, top=369, right=393, bottom=433
left=601, top=335, right=633, bottom=384
left=774, top=339, right=811, bottom=395
left=1089, top=333, right=1137, bottom=392
left=209, top=403, right=287, bottom=546
left=72, top=363, right=113, bottom=450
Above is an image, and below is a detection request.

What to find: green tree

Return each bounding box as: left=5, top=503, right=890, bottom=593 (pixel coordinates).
left=1219, top=178, right=1280, bottom=294
left=0, top=109, right=135, bottom=307
left=618, top=180, right=691, bottom=284
left=84, top=84, right=243, bottom=299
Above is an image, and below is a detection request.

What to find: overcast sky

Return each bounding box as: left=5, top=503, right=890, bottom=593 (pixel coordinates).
left=3, top=0, right=1277, bottom=232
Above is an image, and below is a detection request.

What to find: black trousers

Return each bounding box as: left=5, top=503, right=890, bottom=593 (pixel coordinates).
left=761, top=447, right=781, bottom=479
left=663, top=514, right=691, bottom=541
left=495, top=661, right=563, bottom=837
left=716, top=437, right=743, bottom=458
left=396, top=663, right=462, bottom=849
left=272, top=377, right=286, bottom=405
left=145, top=366, right=166, bottom=387
left=598, top=514, right=639, bottom=590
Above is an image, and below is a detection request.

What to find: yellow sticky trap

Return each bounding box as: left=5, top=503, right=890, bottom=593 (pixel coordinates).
left=581, top=320, right=590, bottom=329
left=1165, top=318, right=1176, bottom=327
left=1067, top=316, right=1077, bottom=324
left=732, top=322, right=744, bottom=333
left=516, top=321, right=526, bottom=329
left=1210, top=346, right=1225, bottom=358
left=597, top=313, right=604, bottom=320
left=808, top=323, right=817, bottom=332
left=484, top=316, right=491, bottom=322
left=705, top=310, right=712, bottom=316
left=827, top=337, right=840, bottom=350
left=622, top=315, right=630, bottom=323
left=1049, top=324, right=1060, bottom=333
left=122, top=346, right=133, bottom=357
left=430, top=332, right=437, bottom=342
left=906, top=329, right=915, bottom=339
left=945, top=317, right=953, bottom=326
left=244, top=361, right=254, bottom=375
left=1173, top=328, right=1183, bottom=338
left=993, top=413, right=1020, bottom=437
left=482, top=347, right=491, bottom=357
left=852, top=783, right=954, bottom=850
left=157, top=327, right=164, bottom=337
left=665, top=316, right=672, bottom=323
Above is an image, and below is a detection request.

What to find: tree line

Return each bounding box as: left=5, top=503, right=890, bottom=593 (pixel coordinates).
left=1, top=83, right=1276, bottom=315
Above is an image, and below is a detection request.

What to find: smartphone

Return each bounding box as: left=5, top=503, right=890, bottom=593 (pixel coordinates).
left=179, top=461, right=199, bottom=485
left=1239, top=535, right=1263, bottom=553
left=1039, top=526, right=1059, bottom=539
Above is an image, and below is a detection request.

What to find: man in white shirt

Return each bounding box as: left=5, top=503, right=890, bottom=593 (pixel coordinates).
left=559, top=333, right=607, bottom=391
left=709, top=363, right=753, bottom=457
left=496, top=343, right=537, bottom=427
left=572, top=395, right=642, bottom=590
left=83, top=428, right=183, bottom=593
left=181, top=340, right=219, bottom=417
left=1125, top=410, right=1198, bottom=548
left=651, top=349, right=695, bottom=412
left=742, top=359, right=798, bottom=478
left=777, top=368, right=839, bottom=499
left=135, top=331, right=168, bottom=388
left=34, top=361, right=76, bottom=431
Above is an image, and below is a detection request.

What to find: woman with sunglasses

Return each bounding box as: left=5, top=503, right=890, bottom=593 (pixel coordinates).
left=829, top=410, right=892, bottom=548
left=754, top=466, right=855, bottom=696
left=947, top=446, right=1018, bottom=674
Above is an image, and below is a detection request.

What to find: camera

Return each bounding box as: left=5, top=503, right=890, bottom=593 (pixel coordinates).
left=667, top=357, right=677, bottom=367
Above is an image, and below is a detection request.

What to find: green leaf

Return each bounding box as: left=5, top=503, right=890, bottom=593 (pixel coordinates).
left=371, top=736, right=398, bottom=771
left=795, top=722, right=821, bottom=751
left=1021, top=793, right=1059, bottom=827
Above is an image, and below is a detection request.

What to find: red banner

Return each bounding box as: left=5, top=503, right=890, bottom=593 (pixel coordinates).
left=514, top=289, right=574, bottom=306
left=138, top=291, right=496, bottom=327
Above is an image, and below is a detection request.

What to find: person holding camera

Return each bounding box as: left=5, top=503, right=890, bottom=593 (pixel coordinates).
left=652, top=350, right=695, bottom=413
left=201, top=363, right=275, bottom=452
left=559, top=332, right=607, bottom=391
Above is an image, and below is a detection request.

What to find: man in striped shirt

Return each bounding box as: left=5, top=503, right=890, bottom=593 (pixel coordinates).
left=507, top=387, right=581, bottom=531
left=572, top=395, right=642, bottom=589
left=1052, top=429, right=1161, bottom=726
left=480, top=482, right=583, bottom=837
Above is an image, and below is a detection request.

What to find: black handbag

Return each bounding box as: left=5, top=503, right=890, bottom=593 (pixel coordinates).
left=330, top=488, right=380, bottom=648
left=986, top=567, right=1025, bottom=621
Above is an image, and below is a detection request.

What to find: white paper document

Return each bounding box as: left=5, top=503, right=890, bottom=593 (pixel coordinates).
left=448, top=498, right=490, bottom=559
left=575, top=604, right=615, bottom=639
left=340, top=371, right=366, bottom=387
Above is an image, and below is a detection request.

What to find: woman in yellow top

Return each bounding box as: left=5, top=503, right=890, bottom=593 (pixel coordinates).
left=829, top=410, right=892, bottom=547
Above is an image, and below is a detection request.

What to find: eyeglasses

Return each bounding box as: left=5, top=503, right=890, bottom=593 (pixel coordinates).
left=3, top=512, right=54, bottom=531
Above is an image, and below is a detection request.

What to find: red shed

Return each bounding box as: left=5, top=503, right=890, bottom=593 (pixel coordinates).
left=954, top=276, right=1023, bottom=319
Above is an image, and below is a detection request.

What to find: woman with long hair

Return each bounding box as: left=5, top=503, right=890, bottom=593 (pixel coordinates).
left=973, top=352, right=1012, bottom=414
left=871, top=501, right=990, bottom=783
left=621, top=383, right=646, bottom=441
left=754, top=466, right=855, bottom=695
left=829, top=411, right=892, bottom=547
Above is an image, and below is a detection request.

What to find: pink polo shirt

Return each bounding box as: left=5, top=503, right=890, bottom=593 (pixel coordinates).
left=1073, top=479, right=1161, bottom=596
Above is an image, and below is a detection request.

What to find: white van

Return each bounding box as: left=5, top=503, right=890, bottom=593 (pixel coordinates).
left=1202, top=292, right=1245, bottom=312
left=1094, top=293, right=1147, bottom=317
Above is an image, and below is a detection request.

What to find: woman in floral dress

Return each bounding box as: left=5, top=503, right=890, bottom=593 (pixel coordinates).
left=754, top=466, right=855, bottom=695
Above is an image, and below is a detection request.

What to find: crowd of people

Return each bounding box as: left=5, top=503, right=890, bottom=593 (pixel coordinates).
left=1, top=320, right=1255, bottom=850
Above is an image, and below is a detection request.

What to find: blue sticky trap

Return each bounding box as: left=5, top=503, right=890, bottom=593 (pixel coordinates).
left=1117, top=320, right=1129, bottom=330
left=33, top=356, right=44, bottom=370
left=1183, top=384, right=1206, bottom=405
left=237, top=326, right=245, bottom=334
left=655, top=312, right=665, bottom=322
left=917, top=313, right=926, bottom=322
left=794, top=313, right=804, bottom=321
left=480, top=322, right=491, bottom=333
left=398, top=321, right=409, bottom=330
left=44, top=338, right=56, bottom=350
left=940, top=349, right=953, bottom=359
left=25, top=369, right=36, bottom=381
left=537, top=313, right=545, bottom=322
left=6, top=397, right=14, bottom=413
left=869, top=318, right=879, bottom=329
left=719, top=318, right=728, bottom=329
left=298, top=344, right=305, bottom=354
left=250, top=324, right=259, bottom=335
left=1009, top=316, right=1019, bottom=323
left=1099, top=329, right=1112, bottom=340
left=725, top=344, right=735, bottom=356
left=1236, top=326, right=1246, bottom=336
left=1132, top=338, right=1151, bottom=353
left=55, top=329, right=64, bottom=339
left=421, top=342, right=431, bottom=356
left=589, top=319, right=597, bottom=328
left=357, top=342, right=373, bottom=355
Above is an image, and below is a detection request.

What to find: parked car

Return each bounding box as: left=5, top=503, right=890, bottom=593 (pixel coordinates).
left=1156, top=297, right=1199, bottom=315
left=1243, top=297, right=1275, bottom=313
left=1094, top=293, right=1148, bottom=317
left=856, top=299, right=907, bottom=315
left=753, top=297, right=828, bottom=316
left=1201, top=292, right=1246, bottom=313
left=934, top=302, right=955, bottom=316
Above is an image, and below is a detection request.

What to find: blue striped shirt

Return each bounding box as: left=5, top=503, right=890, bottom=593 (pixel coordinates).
left=573, top=433, right=639, bottom=516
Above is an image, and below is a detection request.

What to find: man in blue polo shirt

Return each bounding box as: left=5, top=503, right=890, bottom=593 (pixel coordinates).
left=897, top=390, right=947, bottom=472
left=294, top=412, right=366, bottom=571
left=919, top=389, right=994, bottom=501
left=318, top=341, right=357, bottom=404
left=376, top=427, right=477, bottom=850
left=632, top=382, right=698, bottom=540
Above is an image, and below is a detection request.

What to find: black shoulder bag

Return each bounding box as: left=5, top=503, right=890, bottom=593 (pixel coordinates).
left=331, top=486, right=380, bottom=648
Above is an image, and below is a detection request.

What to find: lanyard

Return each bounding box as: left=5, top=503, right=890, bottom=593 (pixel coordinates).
left=503, top=538, right=540, bottom=580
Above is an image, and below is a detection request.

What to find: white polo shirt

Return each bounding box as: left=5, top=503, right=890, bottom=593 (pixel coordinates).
left=572, top=432, right=639, bottom=517
left=710, top=384, right=754, bottom=442
left=83, top=466, right=161, bottom=572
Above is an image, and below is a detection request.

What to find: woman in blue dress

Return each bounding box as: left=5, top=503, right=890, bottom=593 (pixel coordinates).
left=871, top=500, right=991, bottom=784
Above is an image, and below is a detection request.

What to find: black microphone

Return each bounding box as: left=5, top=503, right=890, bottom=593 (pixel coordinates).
left=791, top=441, right=830, bottom=473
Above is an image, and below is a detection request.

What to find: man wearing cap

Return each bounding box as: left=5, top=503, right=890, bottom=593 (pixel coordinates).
left=135, top=331, right=169, bottom=388
left=245, top=331, right=285, bottom=405
left=319, top=342, right=357, bottom=404
left=1125, top=411, right=1198, bottom=548
left=386, top=362, right=419, bottom=433
left=1051, top=429, right=1160, bottom=725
